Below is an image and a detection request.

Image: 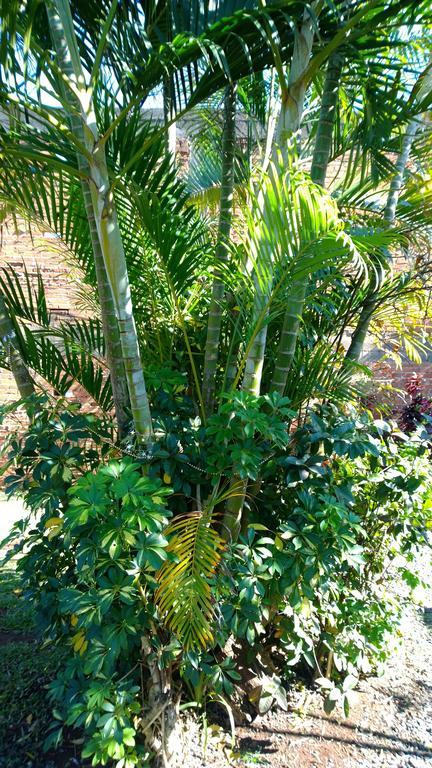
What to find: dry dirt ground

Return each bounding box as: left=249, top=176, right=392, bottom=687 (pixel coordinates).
left=185, top=603, right=432, bottom=768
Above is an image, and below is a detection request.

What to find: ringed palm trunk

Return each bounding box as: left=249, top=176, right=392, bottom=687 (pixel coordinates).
left=78, top=169, right=130, bottom=437
left=163, top=76, right=177, bottom=160
left=270, top=50, right=344, bottom=394
left=222, top=14, right=316, bottom=540
left=47, top=0, right=152, bottom=442
left=242, top=18, right=315, bottom=396
left=202, top=84, right=237, bottom=414
left=310, top=51, right=344, bottom=187
left=0, top=293, right=35, bottom=400
left=345, top=118, right=419, bottom=362
left=47, top=3, right=130, bottom=438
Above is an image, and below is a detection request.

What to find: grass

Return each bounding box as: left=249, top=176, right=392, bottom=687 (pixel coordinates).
left=0, top=563, right=67, bottom=768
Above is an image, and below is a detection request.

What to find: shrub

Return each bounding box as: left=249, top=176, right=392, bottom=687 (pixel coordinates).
left=1, top=395, right=431, bottom=765
left=1, top=398, right=174, bottom=767
left=186, top=406, right=432, bottom=717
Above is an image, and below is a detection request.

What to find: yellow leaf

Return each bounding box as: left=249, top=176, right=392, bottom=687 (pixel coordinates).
left=47, top=526, right=62, bottom=540
left=163, top=473, right=171, bottom=484
left=70, top=614, right=78, bottom=627
left=45, top=517, right=63, bottom=529
left=72, top=630, right=86, bottom=653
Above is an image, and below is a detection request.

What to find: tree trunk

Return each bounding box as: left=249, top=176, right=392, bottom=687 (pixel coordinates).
left=78, top=169, right=131, bottom=437
left=345, top=118, right=419, bottom=362
left=223, top=13, right=315, bottom=538
left=47, top=0, right=152, bottom=443
left=163, top=76, right=177, bottom=161
left=310, top=51, right=344, bottom=187
left=46, top=3, right=130, bottom=438
left=269, top=49, right=344, bottom=394
left=202, top=84, right=236, bottom=413
left=0, top=294, right=35, bottom=400
left=263, top=18, right=314, bottom=397
left=275, top=15, right=315, bottom=161
left=383, top=118, right=419, bottom=225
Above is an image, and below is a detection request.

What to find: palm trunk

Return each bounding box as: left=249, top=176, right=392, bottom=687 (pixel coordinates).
left=163, top=76, right=177, bottom=160
left=223, top=14, right=315, bottom=539
left=0, top=294, right=35, bottom=400
left=310, top=51, right=344, bottom=187
left=270, top=49, right=343, bottom=394
left=275, top=15, right=315, bottom=162
left=47, top=0, right=152, bottom=443
left=383, top=118, right=419, bottom=225
left=345, top=118, right=418, bottom=362
left=47, top=4, right=130, bottom=438
left=270, top=280, right=308, bottom=394
left=241, top=22, right=314, bottom=397
left=202, top=84, right=236, bottom=413
left=78, top=170, right=130, bottom=437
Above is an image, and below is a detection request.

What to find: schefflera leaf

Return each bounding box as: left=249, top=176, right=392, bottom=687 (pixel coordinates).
left=155, top=511, right=225, bottom=650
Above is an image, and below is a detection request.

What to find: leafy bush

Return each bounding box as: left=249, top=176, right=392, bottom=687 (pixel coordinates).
left=1, top=395, right=432, bottom=765
left=1, top=398, right=174, bottom=767
left=182, top=406, right=432, bottom=717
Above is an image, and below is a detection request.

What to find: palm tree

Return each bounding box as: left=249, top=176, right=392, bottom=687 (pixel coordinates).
left=202, top=83, right=237, bottom=414
left=0, top=0, right=335, bottom=438
left=346, top=59, right=432, bottom=362
left=1, top=0, right=431, bottom=652
left=45, top=0, right=153, bottom=443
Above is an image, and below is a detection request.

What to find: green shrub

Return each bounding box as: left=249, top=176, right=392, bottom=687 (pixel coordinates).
left=1, top=396, right=431, bottom=765
left=1, top=398, right=173, bottom=766
left=180, top=406, right=432, bottom=716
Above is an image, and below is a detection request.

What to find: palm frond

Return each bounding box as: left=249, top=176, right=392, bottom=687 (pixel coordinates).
left=0, top=264, right=50, bottom=326
left=0, top=260, right=113, bottom=411
left=285, top=344, right=368, bottom=407
left=155, top=510, right=224, bottom=650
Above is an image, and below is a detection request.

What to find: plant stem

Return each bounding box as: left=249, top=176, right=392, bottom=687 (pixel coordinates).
left=47, top=2, right=130, bottom=438
left=310, top=51, right=344, bottom=187
left=224, top=12, right=316, bottom=538
left=266, top=13, right=316, bottom=396
left=345, top=118, right=419, bottom=362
